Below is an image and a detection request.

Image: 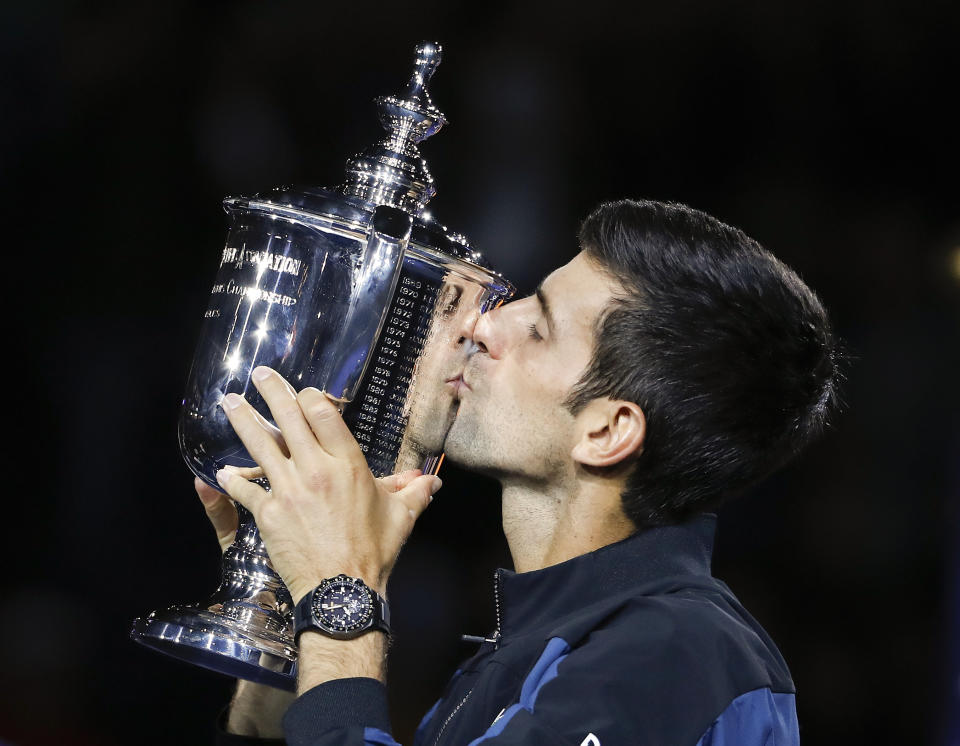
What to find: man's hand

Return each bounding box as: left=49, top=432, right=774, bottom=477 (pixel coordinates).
left=214, top=366, right=442, bottom=602
left=194, top=393, right=441, bottom=721
left=195, top=470, right=263, bottom=553
left=195, top=467, right=420, bottom=557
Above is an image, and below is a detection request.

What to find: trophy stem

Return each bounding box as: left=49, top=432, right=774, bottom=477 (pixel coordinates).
left=130, top=504, right=298, bottom=690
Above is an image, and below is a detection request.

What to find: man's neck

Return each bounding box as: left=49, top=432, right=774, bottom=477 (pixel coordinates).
left=501, top=478, right=636, bottom=573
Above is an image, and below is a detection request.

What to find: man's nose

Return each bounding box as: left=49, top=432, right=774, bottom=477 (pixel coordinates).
left=451, top=305, right=481, bottom=350
left=470, top=307, right=498, bottom=357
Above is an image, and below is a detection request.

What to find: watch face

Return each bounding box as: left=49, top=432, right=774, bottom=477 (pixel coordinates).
left=312, top=576, right=374, bottom=633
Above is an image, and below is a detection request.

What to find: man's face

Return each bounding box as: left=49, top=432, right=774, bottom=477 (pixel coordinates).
left=444, top=252, right=620, bottom=483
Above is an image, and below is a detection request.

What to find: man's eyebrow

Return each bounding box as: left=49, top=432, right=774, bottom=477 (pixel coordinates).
left=535, top=282, right=554, bottom=333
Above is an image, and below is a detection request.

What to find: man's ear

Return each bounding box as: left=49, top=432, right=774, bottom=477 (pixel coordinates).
left=570, top=399, right=646, bottom=468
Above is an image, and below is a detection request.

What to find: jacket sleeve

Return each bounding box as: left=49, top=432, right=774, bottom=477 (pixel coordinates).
left=281, top=678, right=401, bottom=746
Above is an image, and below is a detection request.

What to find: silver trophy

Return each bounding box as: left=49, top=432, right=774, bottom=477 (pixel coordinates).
left=130, top=42, right=514, bottom=690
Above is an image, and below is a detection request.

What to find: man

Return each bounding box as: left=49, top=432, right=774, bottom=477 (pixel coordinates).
left=200, top=199, right=841, bottom=744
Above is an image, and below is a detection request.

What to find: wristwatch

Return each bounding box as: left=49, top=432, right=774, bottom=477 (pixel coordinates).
left=293, top=574, right=391, bottom=641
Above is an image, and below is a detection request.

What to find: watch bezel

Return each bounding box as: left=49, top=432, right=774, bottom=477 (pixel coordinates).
left=309, top=574, right=376, bottom=640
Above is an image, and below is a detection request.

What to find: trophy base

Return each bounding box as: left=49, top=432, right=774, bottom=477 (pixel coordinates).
left=130, top=605, right=297, bottom=691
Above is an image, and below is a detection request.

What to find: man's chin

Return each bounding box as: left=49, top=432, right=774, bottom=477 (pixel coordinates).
left=440, top=413, right=480, bottom=467
left=441, top=447, right=496, bottom=478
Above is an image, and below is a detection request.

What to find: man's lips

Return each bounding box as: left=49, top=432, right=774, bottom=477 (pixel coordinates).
left=445, top=374, right=471, bottom=396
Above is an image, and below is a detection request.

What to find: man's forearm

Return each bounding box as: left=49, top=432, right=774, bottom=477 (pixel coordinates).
left=222, top=632, right=387, bottom=741
left=226, top=679, right=296, bottom=738
left=296, top=631, right=387, bottom=695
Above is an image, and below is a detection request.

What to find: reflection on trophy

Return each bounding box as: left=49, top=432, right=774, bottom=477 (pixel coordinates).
left=394, top=279, right=489, bottom=471
left=130, top=42, right=514, bottom=690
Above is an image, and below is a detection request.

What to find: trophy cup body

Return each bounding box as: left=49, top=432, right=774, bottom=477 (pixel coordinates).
left=130, top=43, right=514, bottom=690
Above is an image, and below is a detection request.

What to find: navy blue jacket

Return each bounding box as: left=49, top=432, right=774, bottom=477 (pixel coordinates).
left=220, top=514, right=799, bottom=745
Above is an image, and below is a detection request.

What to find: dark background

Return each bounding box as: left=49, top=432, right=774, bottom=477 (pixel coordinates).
left=2, top=1, right=958, bottom=744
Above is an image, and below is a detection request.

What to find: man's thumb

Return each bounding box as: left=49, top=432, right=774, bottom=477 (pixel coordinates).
left=397, top=474, right=443, bottom=521
left=195, top=476, right=239, bottom=553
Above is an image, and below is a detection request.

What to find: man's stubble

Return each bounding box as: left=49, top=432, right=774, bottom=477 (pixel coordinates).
left=442, top=391, right=573, bottom=486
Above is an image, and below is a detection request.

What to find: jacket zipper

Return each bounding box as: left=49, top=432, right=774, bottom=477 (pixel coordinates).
left=432, top=689, right=474, bottom=746
left=492, top=568, right=502, bottom=647
left=439, top=571, right=504, bottom=746
left=460, top=570, right=503, bottom=647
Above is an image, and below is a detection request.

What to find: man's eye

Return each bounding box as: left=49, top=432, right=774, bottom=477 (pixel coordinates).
left=527, top=323, right=543, bottom=341
left=438, top=286, right=464, bottom=317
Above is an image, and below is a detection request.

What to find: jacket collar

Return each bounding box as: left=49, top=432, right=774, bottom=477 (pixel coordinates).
left=496, top=513, right=717, bottom=639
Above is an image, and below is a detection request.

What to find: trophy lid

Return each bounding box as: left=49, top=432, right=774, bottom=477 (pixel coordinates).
left=226, top=42, right=497, bottom=272
left=340, top=42, right=447, bottom=217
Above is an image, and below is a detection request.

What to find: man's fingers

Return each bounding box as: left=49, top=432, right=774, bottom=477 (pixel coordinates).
left=195, top=475, right=228, bottom=506
left=250, top=409, right=290, bottom=458
left=216, top=467, right=270, bottom=516
left=394, top=475, right=443, bottom=522
left=378, top=469, right=423, bottom=493
left=250, top=367, right=319, bottom=463
left=221, top=393, right=289, bottom=475
left=195, top=476, right=239, bottom=554
left=296, top=387, right=364, bottom=460
left=222, top=465, right=265, bottom=480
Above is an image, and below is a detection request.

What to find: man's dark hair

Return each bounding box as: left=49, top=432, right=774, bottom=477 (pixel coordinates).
left=566, top=199, right=844, bottom=528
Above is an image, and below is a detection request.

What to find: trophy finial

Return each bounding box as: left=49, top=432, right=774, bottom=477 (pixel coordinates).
left=341, top=41, right=448, bottom=215
left=406, top=42, right=442, bottom=100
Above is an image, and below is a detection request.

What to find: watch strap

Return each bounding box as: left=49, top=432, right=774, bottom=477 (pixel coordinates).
left=293, top=590, right=314, bottom=638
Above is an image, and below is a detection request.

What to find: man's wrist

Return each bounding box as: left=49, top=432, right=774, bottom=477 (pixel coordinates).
left=297, top=629, right=388, bottom=695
